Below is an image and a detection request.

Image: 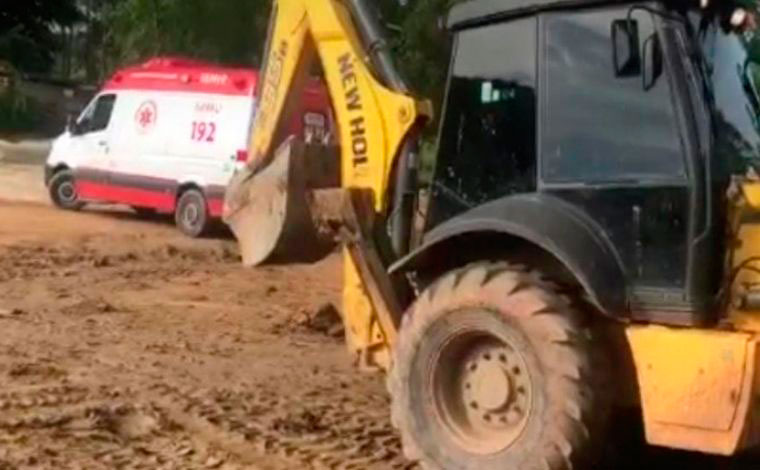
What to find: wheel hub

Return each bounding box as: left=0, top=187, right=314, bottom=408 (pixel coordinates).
left=431, top=330, right=534, bottom=455
left=183, top=205, right=199, bottom=225
left=461, top=345, right=530, bottom=431
left=467, top=356, right=512, bottom=411
left=58, top=182, right=76, bottom=202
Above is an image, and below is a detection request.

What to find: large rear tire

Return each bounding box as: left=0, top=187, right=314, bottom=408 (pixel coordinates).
left=49, top=169, right=84, bottom=210
left=389, top=262, right=608, bottom=470
left=175, top=189, right=210, bottom=238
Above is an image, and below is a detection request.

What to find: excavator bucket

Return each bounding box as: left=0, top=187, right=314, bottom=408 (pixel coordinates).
left=223, top=137, right=341, bottom=266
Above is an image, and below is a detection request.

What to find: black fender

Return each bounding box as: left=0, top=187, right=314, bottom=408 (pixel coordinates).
left=44, top=163, right=68, bottom=187
left=391, top=193, right=628, bottom=317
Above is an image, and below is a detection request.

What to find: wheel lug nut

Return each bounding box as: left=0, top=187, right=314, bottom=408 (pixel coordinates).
left=499, top=354, right=507, bottom=363
left=484, top=353, right=491, bottom=361
left=470, top=401, right=478, bottom=409
left=507, top=409, right=522, bottom=423
left=512, top=366, right=520, bottom=375
left=484, top=414, right=491, bottom=422
left=465, top=382, right=471, bottom=390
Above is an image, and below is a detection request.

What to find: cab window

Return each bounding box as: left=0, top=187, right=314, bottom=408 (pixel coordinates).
left=78, top=94, right=117, bottom=134
left=428, top=17, right=537, bottom=227
left=541, top=7, right=685, bottom=182
left=695, top=14, right=760, bottom=174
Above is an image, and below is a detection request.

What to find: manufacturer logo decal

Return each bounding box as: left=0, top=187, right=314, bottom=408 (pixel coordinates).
left=338, top=53, right=367, bottom=169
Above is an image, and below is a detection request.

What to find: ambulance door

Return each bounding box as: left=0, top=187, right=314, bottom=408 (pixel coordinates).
left=108, top=93, right=172, bottom=211
left=71, top=93, right=118, bottom=196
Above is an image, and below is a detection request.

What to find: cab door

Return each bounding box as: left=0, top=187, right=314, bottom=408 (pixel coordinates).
left=539, top=7, right=696, bottom=321
left=71, top=93, right=118, bottom=199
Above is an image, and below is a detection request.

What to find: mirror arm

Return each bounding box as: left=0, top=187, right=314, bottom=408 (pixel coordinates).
left=643, top=34, right=651, bottom=90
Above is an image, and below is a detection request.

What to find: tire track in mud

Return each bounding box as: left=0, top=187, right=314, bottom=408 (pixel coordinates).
left=0, top=378, right=415, bottom=469
left=0, top=381, right=251, bottom=469
left=148, top=382, right=417, bottom=470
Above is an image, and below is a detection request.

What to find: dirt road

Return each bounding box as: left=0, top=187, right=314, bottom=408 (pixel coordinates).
left=0, top=201, right=410, bottom=470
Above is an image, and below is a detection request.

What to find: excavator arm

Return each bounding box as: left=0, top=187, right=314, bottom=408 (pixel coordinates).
left=223, top=0, right=431, bottom=369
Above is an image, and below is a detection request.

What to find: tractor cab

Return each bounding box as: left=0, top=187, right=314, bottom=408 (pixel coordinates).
left=418, top=0, right=760, bottom=326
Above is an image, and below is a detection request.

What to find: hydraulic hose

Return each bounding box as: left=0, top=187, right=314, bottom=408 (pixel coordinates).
left=347, top=0, right=418, bottom=257
left=347, top=0, right=409, bottom=93
left=390, top=136, right=419, bottom=257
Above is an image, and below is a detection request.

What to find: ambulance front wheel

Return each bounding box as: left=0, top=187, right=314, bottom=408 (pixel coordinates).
left=175, top=189, right=210, bottom=238
left=49, top=170, right=84, bottom=211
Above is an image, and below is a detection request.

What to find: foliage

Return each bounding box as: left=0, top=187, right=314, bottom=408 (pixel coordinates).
left=378, top=0, right=469, bottom=177
left=0, top=92, right=41, bottom=133
left=0, top=0, right=82, bottom=74
left=381, top=0, right=464, bottom=116
left=418, top=139, right=438, bottom=184
left=107, top=0, right=270, bottom=68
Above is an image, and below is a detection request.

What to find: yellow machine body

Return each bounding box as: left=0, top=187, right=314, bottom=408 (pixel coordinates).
left=626, top=326, right=760, bottom=454
left=226, top=0, right=760, bottom=458
left=625, top=181, right=760, bottom=454
left=223, top=0, right=431, bottom=369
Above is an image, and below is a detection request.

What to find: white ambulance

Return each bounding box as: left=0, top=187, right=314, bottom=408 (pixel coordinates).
left=45, top=57, right=333, bottom=237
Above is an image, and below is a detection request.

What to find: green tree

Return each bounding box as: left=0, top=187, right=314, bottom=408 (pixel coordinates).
left=0, top=0, right=82, bottom=73
left=382, top=0, right=461, bottom=109
left=107, top=0, right=270, bottom=68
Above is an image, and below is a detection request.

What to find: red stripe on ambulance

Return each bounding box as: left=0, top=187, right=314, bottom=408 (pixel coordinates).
left=103, top=57, right=258, bottom=97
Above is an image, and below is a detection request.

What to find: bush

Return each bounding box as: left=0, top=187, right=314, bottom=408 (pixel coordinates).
left=0, top=91, right=41, bottom=134
left=418, top=139, right=438, bottom=186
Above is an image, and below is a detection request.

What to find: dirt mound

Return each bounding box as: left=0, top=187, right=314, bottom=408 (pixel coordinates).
left=144, top=242, right=240, bottom=264
left=272, top=409, right=327, bottom=435
left=61, top=298, right=122, bottom=316
left=7, top=362, right=66, bottom=380
left=308, top=188, right=346, bottom=245
left=271, top=302, right=344, bottom=339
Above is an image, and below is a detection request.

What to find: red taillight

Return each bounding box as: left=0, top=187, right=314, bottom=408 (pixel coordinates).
left=236, top=149, right=248, bottom=162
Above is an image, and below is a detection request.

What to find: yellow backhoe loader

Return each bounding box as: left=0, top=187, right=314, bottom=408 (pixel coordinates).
left=224, top=0, right=760, bottom=467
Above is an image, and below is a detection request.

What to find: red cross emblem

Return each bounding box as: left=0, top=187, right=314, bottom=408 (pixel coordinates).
left=135, top=100, right=157, bottom=133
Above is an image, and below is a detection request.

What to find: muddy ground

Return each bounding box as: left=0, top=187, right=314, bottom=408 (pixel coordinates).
left=0, top=202, right=408, bottom=470
left=1, top=185, right=759, bottom=468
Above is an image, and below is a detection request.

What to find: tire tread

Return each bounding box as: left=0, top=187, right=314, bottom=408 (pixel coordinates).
left=389, top=262, right=610, bottom=470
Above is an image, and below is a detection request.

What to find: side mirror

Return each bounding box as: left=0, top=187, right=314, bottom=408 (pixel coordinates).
left=67, top=115, right=85, bottom=135
left=612, top=19, right=641, bottom=77
left=643, top=34, right=663, bottom=91
left=65, top=114, right=76, bottom=134
left=70, top=116, right=89, bottom=136
left=65, top=101, right=84, bottom=135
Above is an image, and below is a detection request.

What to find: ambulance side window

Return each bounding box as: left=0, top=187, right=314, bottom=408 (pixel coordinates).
left=79, top=94, right=116, bottom=134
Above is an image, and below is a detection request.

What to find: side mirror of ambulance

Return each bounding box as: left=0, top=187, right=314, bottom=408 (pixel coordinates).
left=68, top=116, right=90, bottom=136
left=65, top=114, right=76, bottom=135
